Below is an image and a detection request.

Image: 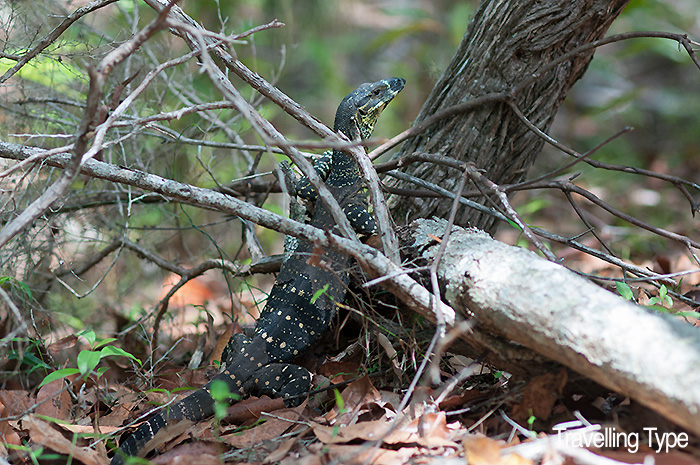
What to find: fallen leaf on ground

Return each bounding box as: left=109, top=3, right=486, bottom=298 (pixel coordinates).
left=35, top=379, right=71, bottom=420
left=22, top=415, right=103, bottom=465
left=324, top=376, right=382, bottom=426
left=224, top=395, right=286, bottom=425
left=222, top=401, right=306, bottom=448
left=511, top=367, right=567, bottom=424
left=149, top=440, right=223, bottom=465
left=464, top=435, right=532, bottom=465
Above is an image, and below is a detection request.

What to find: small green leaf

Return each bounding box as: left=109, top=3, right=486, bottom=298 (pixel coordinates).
left=310, top=284, right=330, bottom=304
left=213, top=401, right=228, bottom=420
left=38, top=368, right=80, bottom=388
left=94, top=337, right=117, bottom=349
left=77, top=330, right=96, bottom=347
left=333, top=389, right=345, bottom=412
left=100, top=345, right=142, bottom=365
left=76, top=350, right=102, bottom=377
left=209, top=379, right=240, bottom=420
left=16, top=280, right=33, bottom=300
left=9, top=350, right=50, bottom=371
left=616, top=282, right=634, bottom=300
left=0, top=276, right=33, bottom=300
left=527, top=409, right=536, bottom=430
left=210, top=380, right=232, bottom=402
left=676, top=311, right=700, bottom=318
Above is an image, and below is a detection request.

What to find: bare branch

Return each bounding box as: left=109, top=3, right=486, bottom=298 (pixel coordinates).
left=0, top=141, right=455, bottom=328
left=465, top=164, right=558, bottom=262
left=0, top=0, right=119, bottom=84
left=368, top=31, right=700, bottom=162
left=0, top=1, right=174, bottom=249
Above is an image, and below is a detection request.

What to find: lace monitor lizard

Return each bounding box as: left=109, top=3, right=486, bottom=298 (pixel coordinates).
left=110, top=77, right=405, bottom=464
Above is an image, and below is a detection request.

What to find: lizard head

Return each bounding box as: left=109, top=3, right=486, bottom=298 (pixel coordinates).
left=334, top=77, right=405, bottom=141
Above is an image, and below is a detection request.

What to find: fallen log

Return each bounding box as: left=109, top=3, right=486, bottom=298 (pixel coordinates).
left=407, top=218, right=700, bottom=436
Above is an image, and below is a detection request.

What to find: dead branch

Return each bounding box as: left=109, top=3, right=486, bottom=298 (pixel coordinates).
left=0, top=0, right=120, bottom=84
left=0, top=1, right=174, bottom=249
left=410, top=218, right=700, bottom=436
left=0, top=140, right=455, bottom=331
left=143, top=0, right=401, bottom=260
left=368, top=31, right=700, bottom=162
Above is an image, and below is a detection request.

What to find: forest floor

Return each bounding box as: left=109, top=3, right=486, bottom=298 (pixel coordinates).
left=3, top=242, right=700, bottom=465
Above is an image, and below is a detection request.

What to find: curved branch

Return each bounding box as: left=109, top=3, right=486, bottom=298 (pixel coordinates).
left=0, top=140, right=455, bottom=330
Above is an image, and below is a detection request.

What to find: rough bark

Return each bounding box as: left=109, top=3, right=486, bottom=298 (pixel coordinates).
left=408, top=219, right=700, bottom=436
left=390, top=0, right=629, bottom=233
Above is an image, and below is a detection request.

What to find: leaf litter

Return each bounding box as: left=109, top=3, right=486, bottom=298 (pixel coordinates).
left=4, top=274, right=700, bottom=465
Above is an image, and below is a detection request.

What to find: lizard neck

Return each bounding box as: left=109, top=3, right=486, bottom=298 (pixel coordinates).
left=328, top=149, right=361, bottom=187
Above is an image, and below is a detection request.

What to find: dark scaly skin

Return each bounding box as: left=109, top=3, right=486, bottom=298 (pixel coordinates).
left=110, top=77, right=405, bottom=464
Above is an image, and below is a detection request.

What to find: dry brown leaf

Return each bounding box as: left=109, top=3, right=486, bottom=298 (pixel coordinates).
left=464, top=435, right=532, bottom=465
left=511, top=367, right=567, bottom=423
left=137, top=419, right=194, bottom=458
left=324, top=376, right=382, bottom=426
left=464, top=435, right=503, bottom=464
left=376, top=333, right=403, bottom=380
left=393, top=412, right=466, bottom=448
left=317, top=361, right=361, bottom=383
left=264, top=435, right=300, bottom=464
left=224, top=395, right=286, bottom=425
left=0, top=390, right=32, bottom=417
left=61, top=424, right=121, bottom=435
left=438, top=388, right=491, bottom=410
left=47, top=334, right=79, bottom=352
left=222, top=401, right=306, bottom=448
left=35, top=379, right=71, bottom=420
left=210, top=325, right=235, bottom=365
left=313, top=411, right=464, bottom=451
left=22, top=415, right=102, bottom=465
left=313, top=443, right=416, bottom=465
left=394, top=411, right=461, bottom=448
left=99, top=389, right=143, bottom=427
left=149, top=440, right=223, bottom=465
left=165, top=419, right=216, bottom=456
left=0, top=401, right=21, bottom=448
left=312, top=420, right=392, bottom=444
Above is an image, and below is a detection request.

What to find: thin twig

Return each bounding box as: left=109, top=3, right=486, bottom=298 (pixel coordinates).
left=466, top=164, right=558, bottom=261
left=506, top=100, right=700, bottom=213
left=0, top=0, right=120, bottom=84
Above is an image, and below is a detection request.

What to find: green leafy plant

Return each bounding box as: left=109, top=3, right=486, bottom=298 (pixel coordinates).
left=4, top=444, right=56, bottom=465
left=209, top=379, right=240, bottom=420
left=0, top=276, right=33, bottom=300
left=648, top=284, right=673, bottom=308
left=38, top=330, right=141, bottom=388
left=616, top=281, right=634, bottom=301
left=527, top=409, right=536, bottom=430
left=8, top=337, right=51, bottom=376
left=310, top=284, right=330, bottom=304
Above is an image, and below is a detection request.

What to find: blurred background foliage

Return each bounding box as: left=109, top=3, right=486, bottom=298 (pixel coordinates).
left=0, top=0, right=699, bottom=342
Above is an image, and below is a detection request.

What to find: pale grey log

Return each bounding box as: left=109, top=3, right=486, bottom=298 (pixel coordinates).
left=413, top=218, right=700, bottom=436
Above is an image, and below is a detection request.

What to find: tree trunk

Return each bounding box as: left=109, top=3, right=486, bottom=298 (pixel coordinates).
left=389, top=0, right=629, bottom=233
